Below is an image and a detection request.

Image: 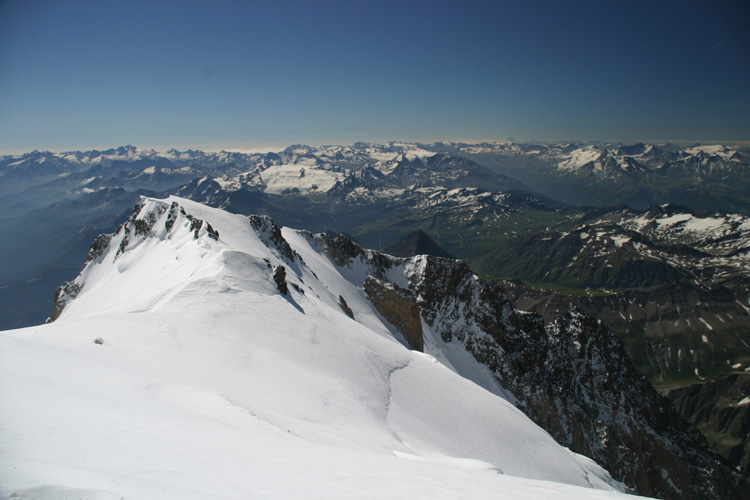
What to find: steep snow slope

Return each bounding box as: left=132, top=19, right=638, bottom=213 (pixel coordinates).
left=0, top=196, right=633, bottom=500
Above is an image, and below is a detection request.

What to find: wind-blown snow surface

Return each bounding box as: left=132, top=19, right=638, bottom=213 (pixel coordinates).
left=1, top=197, right=636, bottom=500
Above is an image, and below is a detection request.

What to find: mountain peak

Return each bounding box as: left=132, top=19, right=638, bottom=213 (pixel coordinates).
left=24, top=196, right=639, bottom=499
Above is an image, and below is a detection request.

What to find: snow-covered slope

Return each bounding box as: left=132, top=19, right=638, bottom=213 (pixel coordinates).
left=0, top=196, right=633, bottom=500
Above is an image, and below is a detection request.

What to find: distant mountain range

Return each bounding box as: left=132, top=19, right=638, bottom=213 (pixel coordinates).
left=439, top=141, right=750, bottom=213
left=4, top=140, right=749, bottom=215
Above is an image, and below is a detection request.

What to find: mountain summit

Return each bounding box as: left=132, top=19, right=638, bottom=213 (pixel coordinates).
left=2, top=196, right=629, bottom=499
left=2, top=197, right=746, bottom=499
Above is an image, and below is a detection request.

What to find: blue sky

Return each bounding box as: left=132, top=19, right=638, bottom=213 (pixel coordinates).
left=1, top=0, right=748, bottom=153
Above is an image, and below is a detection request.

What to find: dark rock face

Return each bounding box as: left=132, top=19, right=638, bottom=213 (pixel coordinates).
left=364, top=276, right=423, bottom=351
left=405, top=255, right=746, bottom=500
left=272, top=265, right=288, bottom=295
left=338, top=295, right=354, bottom=319
left=187, top=213, right=219, bottom=241
left=247, top=215, right=297, bottom=262
left=48, top=281, right=81, bottom=322
left=304, top=230, right=395, bottom=278
left=86, top=234, right=113, bottom=262
left=669, top=374, right=750, bottom=478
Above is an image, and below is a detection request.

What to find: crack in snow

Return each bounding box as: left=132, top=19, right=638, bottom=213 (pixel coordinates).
left=384, top=360, right=411, bottom=420
left=382, top=360, right=412, bottom=451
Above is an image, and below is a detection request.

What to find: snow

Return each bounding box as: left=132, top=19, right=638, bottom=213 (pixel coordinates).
left=261, top=164, right=345, bottom=194
left=0, top=196, right=634, bottom=500
left=698, top=318, right=713, bottom=331
left=610, top=235, right=630, bottom=247
left=213, top=175, right=237, bottom=189
left=557, top=146, right=602, bottom=171
left=685, top=144, right=737, bottom=159
left=656, top=213, right=692, bottom=227
left=212, top=171, right=262, bottom=191
left=738, top=397, right=750, bottom=406
left=367, top=151, right=400, bottom=162
left=421, top=319, right=518, bottom=404
left=682, top=216, right=724, bottom=232
left=403, top=148, right=437, bottom=161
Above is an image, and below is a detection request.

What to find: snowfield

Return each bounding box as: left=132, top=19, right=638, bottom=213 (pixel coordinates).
left=261, top=164, right=346, bottom=194
left=0, top=197, right=641, bottom=499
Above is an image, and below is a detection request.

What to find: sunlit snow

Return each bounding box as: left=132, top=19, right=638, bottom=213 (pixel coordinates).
left=557, top=146, right=602, bottom=171
left=261, top=164, right=345, bottom=194
left=0, top=196, right=637, bottom=500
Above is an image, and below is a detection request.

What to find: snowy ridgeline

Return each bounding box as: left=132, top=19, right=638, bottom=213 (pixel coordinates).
left=0, top=196, right=638, bottom=500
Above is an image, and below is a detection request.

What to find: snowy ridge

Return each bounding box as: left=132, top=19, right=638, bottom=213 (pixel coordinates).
left=1, top=196, right=632, bottom=500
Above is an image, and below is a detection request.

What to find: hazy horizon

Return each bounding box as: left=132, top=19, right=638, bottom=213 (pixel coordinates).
left=3, top=137, right=750, bottom=157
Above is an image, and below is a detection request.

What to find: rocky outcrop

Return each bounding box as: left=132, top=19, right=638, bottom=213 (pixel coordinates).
left=302, top=230, right=396, bottom=279
left=272, top=265, right=288, bottom=295
left=248, top=215, right=297, bottom=262
left=48, top=281, right=81, bottom=322
left=364, top=276, right=423, bottom=351
left=86, top=233, right=113, bottom=261
left=338, top=295, right=354, bottom=319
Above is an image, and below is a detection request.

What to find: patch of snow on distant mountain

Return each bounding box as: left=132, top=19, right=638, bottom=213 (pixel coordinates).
left=655, top=213, right=693, bottom=228
left=557, top=146, right=602, bottom=171
left=685, top=145, right=739, bottom=160
left=261, top=164, right=345, bottom=194
left=403, top=148, right=438, bottom=162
